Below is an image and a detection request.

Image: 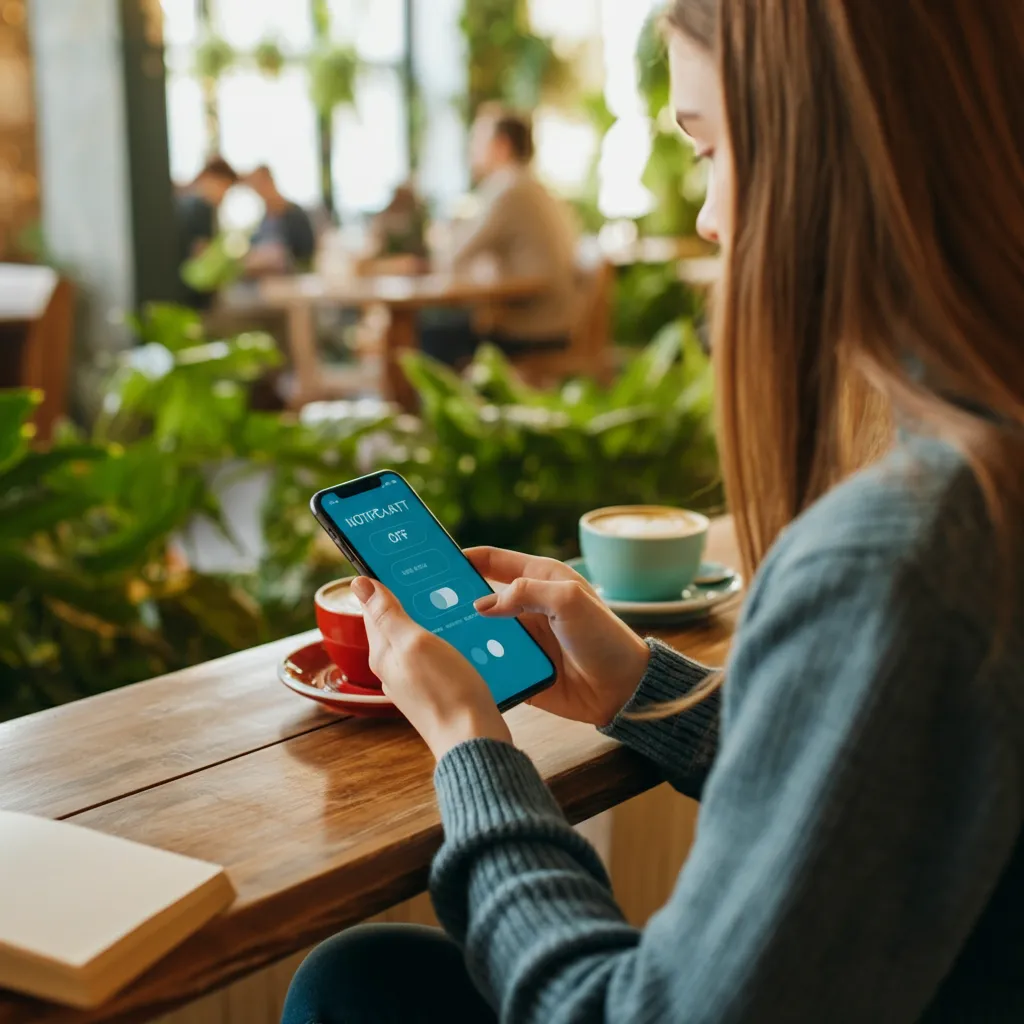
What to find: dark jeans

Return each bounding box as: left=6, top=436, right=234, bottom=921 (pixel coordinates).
left=280, top=924, right=497, bottom=1024
left=419, top=308, right=567, bottom=368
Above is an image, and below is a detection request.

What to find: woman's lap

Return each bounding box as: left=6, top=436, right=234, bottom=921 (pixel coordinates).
left=281, top=923, right=496, bottom=1024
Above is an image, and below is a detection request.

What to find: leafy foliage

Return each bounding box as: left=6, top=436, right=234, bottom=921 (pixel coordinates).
left=194, top=35, right=236, bottom=80
left=614, top=262, right=704, bottom=349
left=309, top=45, right=359, bottom=115
left=1, top=304, right=718, bottom=721
left=254, top=39, right=286, bottom=77
left=636, top=10, right=671, bottom=122
left=634, top=13, right=708, bottom=240
left=460, top=0, right=574, bottom=115
left=391, top=324, right=720, bottom=555
left=0, top=309, right=292, bottom=720
left=0, top=388, right=268, bottom=720
left=180, top=233, right=247, bottom=295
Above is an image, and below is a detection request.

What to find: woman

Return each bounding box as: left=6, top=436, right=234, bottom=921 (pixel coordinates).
left=283, top=1, right=1024, bottom=1021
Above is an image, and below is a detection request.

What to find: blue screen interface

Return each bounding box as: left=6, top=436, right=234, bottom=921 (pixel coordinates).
left=319, top=473, right=554, bottom=707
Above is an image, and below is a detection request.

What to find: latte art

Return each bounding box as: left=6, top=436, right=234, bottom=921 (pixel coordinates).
left=316, top=582, right=363, bottom=615
left=588, top=511, right=700, bottom=540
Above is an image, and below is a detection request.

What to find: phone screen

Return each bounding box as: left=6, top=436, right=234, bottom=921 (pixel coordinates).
left=313, top=471, right=555, bottom=709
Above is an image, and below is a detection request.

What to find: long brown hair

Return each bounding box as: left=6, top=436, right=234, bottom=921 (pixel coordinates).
left=649, top=0, right=1024, bottom=716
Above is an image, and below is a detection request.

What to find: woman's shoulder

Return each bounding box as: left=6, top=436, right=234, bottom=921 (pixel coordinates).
left=774, top=437, right=992, bottom=587
left=732, top=435, right=1021, bottom=740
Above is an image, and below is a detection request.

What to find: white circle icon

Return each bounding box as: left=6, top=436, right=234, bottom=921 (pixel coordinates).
left=429, top=587, right=459, bottom=610
left=486, top=639, right=505, bottom=658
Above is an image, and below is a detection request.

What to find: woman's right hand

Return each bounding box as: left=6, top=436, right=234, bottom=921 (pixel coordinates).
left=467, top=547, right=651, bottom=727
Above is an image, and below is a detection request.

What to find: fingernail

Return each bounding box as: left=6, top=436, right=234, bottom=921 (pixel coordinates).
left=351, top=577, right=374, bottom=603
left=474, top=594, right=498, bottom=612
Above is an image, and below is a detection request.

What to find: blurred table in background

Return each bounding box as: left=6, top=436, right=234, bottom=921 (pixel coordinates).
left=677, top=256, right=721, bottom=290
left=0, top=264, right=74, bottom=440
left=260, top=271, right=547, bottom=411
left=598, top=234, right=712, bottom=268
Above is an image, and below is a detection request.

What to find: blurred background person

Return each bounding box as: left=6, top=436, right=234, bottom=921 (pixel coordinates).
left=175, top=156, right=239, bottom=309
left=420, top=105, right=579, bottom=367
left=242, top=165, right=317, bottom=277
left=366, top=182, right=429, bottom=272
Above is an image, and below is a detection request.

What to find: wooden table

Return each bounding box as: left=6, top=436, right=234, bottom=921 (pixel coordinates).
left=260, top=272, right=547, bottom=411
left=678, top=255, right=721, bottom=289
left=0, top=519, right=739, bottom=1024
left=597, top=235, right=713, bottom=267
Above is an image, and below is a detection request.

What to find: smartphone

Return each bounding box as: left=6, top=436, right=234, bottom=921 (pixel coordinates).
left=310, top=470, right=556, bottom=711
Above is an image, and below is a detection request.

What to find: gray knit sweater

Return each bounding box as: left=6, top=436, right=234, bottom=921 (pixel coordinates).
left=429, top=436, right=1024, bottom=1022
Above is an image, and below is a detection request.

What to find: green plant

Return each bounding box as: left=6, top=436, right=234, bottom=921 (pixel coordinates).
left=460, top=0, right=574, bottom=115
left=0, top=388, right=268, bottom=720
left=254, top=38, right=286, bottom=77
left=636, top=10, right=671, bottom=122
left=0, top=306, right=384, bottom=720
left=634, top=11, right=706, bottom=239
left=308, top=45, right=359, bottom=115
left=180, top=232, right=248, bottom=295
left=639, top=131, right=704, bottom=238
left=98, top=305, right=283, bottom=454
left=613, top=262, right=703, bottom=348
left=194, top=34, right=236, bottom=80
left=1, top=304, right=719, bottom=721
left=387, top=323, right=720, bottom=557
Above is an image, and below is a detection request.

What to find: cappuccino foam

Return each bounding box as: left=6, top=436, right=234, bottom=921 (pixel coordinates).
left=588, top=510, right=699, bottom=540
left=317, top=582, right=363, bottom=615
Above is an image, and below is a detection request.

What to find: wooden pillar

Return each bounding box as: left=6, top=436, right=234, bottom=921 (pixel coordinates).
left=0, top=0, right=39, bottom=262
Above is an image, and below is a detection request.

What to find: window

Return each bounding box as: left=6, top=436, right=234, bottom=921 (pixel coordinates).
left=525, top=0, right=663, bottom=218
left=161, top=0, right=411, bottom=226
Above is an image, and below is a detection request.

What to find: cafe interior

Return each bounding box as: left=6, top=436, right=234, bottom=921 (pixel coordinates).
left=0, top=1, right=725, bottom=1021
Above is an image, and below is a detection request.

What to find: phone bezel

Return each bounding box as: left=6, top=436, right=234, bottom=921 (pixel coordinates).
left=310, top=469, right=557, bottom=712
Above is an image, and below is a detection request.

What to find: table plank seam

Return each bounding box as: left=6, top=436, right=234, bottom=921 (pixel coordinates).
left=56, top=716, right=348, bottom=822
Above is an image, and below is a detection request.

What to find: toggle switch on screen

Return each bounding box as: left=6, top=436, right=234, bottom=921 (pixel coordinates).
left=429, top=587, right=459, bottom=610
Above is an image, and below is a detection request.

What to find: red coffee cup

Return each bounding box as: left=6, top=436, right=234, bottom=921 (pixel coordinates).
left=314, top=578, right=382, bottom=690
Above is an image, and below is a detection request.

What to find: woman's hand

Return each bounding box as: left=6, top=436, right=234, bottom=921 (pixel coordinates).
left=351, top=577, right=512, bottom=761
left=467, top=547, right=650, bottom=727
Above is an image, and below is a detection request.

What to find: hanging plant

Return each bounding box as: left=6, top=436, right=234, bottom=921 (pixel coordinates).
left=460, top=0, right=526, bottom=115
left=506, top=33, right=576, bottom=110
left=636, top=11, right=670, bottom=121
left=461, top=1, right=576, bottom=117
left=194, top=34, right=236, bottom=81
left=633, top=15, right=706, bottom=240
left=308, top=45, right=359, bottom=115
left=254, top=38, right=286, bottom=77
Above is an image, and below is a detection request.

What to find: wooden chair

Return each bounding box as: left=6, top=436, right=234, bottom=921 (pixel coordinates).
left=514, top=248, right=615, bottom=389
left=0, top=264, right=74, bottom=441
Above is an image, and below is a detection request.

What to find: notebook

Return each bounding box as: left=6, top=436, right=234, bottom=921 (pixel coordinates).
left=0, top=811, right=235, bottom=1009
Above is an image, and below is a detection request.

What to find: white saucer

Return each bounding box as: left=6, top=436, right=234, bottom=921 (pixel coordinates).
left=564, top=557, right=742, bottom=624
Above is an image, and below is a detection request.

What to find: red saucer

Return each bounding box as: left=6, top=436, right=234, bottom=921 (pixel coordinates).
left=277, top=640, right=403, bottom=719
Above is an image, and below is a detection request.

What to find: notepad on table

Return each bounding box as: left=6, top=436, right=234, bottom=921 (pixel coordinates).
left=0, top=810, right=235, bottom=1009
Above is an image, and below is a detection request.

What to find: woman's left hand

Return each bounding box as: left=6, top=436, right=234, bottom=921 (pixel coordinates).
left=351, top=576, right=513, bottom=761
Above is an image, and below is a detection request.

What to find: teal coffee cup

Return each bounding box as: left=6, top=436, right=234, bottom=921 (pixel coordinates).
left=579, top=506, right=709, bottom=602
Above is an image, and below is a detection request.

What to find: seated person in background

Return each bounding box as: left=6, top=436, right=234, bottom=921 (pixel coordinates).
left=243, top=165, right=317, bottom=276
left=420, top=106, right=579, bottom=367
left=367, top=183, right=429, bottom=272
left=175, top=156, right=238, bottom=309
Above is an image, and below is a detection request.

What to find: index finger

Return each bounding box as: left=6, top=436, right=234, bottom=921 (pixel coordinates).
left=465, top=546, right=592, bottom=589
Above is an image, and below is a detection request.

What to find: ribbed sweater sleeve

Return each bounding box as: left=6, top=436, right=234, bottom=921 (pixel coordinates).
left=599, top=638, right=720, bottom=801
left=429, top=517, right=1019, bottom=1022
